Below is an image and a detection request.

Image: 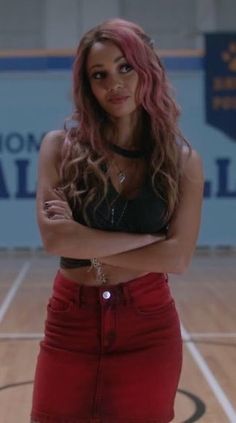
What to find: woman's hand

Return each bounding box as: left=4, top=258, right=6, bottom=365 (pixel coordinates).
left=44, top=199, right=73, bottom=221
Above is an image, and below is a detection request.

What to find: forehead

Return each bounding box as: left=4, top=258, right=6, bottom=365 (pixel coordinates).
left=86, top=41, right=124, bottom=69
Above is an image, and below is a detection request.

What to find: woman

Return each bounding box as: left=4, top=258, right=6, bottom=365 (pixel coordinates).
left=31, top=18, right=204, bottom=423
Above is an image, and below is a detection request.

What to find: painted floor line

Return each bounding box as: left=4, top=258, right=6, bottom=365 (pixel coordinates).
left=0, top=261, right=31, bottom=324
left=181, top=323, right=236, bottom=422
left=0, top=332, right=236, bottom=342
left=187, top=332, right=236, bottom=338
left=0, top=332, right=43, bottom=339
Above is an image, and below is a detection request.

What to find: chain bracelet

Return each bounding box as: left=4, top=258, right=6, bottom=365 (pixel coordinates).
left=90, top=258, right=108, bottom=285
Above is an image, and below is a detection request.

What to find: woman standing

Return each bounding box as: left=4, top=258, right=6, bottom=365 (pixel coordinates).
left=31, top=18, right=204, bottom=423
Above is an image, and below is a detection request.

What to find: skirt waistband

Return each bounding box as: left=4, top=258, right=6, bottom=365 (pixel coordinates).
left=52, top=270, right=168, bottom=307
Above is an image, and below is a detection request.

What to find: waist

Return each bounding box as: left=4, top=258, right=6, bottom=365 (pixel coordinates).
left=54, top=270, right=169, bottom=302
left=60, top=265, right=149, bottom=286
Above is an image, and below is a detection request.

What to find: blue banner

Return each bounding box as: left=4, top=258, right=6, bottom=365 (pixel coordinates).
left=205, top=33, right=236, bottom=141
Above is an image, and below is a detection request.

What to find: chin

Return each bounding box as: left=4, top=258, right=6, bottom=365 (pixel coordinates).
left=109, top=112, right=130, bottom=118
left=107, top=107, right=138, bottom=119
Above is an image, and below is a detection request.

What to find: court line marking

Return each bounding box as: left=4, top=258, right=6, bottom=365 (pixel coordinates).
left=1, top=331, right=236, bottom=339
left=0, top=261, right=31, bottom=324
left=181, top=323, right=236, bottom=422
left=188, top=332, right=236, bottom=339
left=0, top=332, right=43, bottom=339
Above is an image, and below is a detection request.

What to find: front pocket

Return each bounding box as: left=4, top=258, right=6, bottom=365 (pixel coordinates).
left=47, top=296, right=74, bottom=313
left=133, top=299, right=175, bottom=318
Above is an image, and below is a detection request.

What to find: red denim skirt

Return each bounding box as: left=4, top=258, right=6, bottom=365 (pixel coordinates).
left=31, top=271, right=182, bottom=423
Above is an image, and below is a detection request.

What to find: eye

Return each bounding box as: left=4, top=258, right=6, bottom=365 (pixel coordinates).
left=91, top=71, right=106, bottom=80
left=119, top=63, right=133, bottom=73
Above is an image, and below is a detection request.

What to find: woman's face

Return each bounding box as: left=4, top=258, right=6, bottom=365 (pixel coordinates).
left=86, top=41, right=139, bottom=119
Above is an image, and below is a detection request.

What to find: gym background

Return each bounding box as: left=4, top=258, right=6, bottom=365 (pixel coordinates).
left=0, top=0, right=236, bottom=248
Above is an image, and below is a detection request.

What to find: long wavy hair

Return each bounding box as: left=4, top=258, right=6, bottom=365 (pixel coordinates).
left=59, top=18, right=191, bottom=225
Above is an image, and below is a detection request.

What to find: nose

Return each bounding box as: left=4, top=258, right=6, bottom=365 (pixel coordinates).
left=106, top=74, right=123, bottom=92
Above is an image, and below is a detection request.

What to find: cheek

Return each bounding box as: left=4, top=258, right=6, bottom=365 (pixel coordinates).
left=132, top=75, right=141, bottom=103
left=131, top=79, right=139, bottom=104
left=90, top=83, right=105, bottom=103
left=128, top=74, right=139, bottom=96
left=90, top=83, right=99, bottom=99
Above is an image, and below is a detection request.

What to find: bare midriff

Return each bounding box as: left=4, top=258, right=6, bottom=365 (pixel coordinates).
left=60, top=264, right=149, bottom=286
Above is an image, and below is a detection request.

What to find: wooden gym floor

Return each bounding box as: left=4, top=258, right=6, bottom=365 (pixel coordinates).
left=0, top=250, right=235, bottom=423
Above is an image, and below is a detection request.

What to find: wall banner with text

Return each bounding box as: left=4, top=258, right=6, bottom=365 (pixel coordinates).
left=205, top=33, right=236, bottom=141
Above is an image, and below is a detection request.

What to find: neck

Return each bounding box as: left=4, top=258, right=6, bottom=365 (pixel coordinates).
left=108, top=142, right=146, bottom=158
left=112, top=109, right=142, bottom=149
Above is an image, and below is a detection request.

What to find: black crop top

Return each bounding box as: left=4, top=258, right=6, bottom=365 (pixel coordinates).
left=60, top=177, right=168, bottom=268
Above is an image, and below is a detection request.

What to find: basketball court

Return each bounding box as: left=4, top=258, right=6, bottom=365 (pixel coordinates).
left=0, top=249, right=235, bottom=422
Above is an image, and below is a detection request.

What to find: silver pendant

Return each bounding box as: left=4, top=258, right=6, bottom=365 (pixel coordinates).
left=118, top=171, right=126, bottom=184
left=111, top=207, right=115, bottom=225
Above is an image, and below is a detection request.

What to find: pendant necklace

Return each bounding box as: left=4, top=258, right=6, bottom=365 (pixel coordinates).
left=112, top=161, right=127, bottom=184
left=108, top=141, right=146, bottom=183
left=118, top=170, right=126, bottom=184
left=90, top=144, right=145, bottom=285
left=108, top=142, right=146, bottom=226
left=110, top=161, right=128, bottom=226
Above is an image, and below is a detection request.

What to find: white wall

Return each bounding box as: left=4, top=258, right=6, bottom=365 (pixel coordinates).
left=217, top=0, right=236, bottom=30
left=0, top=0, right=45, bottom=49
left=121, top=0, right=197, bottom=49
left=0, top=0, right=235, bottom=51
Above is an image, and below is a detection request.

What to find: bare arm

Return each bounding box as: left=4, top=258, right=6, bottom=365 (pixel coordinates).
left=100, top=149, right=204, bottom=274
left=37, top=130, right=162, bottom=259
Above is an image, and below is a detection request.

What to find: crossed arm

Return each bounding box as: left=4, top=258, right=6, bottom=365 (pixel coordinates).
left=100, top=150, right=204, bottom=273
left=37, top=131, right=204, bottom=274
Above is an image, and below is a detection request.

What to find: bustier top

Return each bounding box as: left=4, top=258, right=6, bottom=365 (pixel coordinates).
left=60, top=177, right=169, bottom=269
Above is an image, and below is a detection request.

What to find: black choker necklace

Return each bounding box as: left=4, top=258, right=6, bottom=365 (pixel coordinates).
left=108, top=142, right=146, bottom=158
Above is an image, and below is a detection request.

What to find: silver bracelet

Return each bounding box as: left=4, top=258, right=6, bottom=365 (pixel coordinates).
left=90, top=258, right=108, bottom=285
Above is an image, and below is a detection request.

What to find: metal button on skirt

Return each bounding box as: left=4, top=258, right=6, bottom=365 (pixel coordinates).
left=31, top=270, right=182, bottom=423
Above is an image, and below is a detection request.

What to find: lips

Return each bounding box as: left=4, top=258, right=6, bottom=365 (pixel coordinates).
left=108, top=95, right=130, bottom=104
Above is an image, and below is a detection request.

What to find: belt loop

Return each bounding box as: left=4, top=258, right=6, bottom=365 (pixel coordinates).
left=122, top=284, right=132, bottom=305
left=76, top=285, right=83, bottom=308
left=114, top=285, right=123, bottom=305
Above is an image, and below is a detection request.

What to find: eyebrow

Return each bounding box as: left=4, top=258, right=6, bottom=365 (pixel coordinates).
left=88, top=55, right=125, bottom=72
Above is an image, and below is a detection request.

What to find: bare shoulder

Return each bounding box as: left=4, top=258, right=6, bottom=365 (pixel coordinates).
left=39, top=130, right=66, bottom=173
left=181, top=145, right=204, bottom=183
left=40, top=129, right=66, bottom=155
